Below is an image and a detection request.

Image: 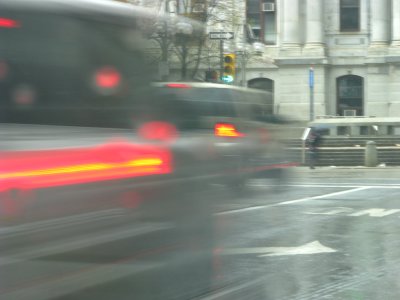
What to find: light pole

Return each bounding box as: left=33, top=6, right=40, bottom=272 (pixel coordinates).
left=235, top=43, right=245, bottom=86
left=235, top=43, right=253, bottom=87
left=235, top=42, right=266, bottom=87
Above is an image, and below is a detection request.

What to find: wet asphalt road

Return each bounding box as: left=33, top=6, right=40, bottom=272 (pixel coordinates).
left=211, top=167, right=400, bottom=300
left=2, top=166, right=400, bottom=300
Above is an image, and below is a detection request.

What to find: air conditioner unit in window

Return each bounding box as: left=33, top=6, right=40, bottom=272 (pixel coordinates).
left=192, top=3, right=205, bottom=13
left=262, top=2, right=275, bottom=12
left=343, top=109, right=357, bottom=117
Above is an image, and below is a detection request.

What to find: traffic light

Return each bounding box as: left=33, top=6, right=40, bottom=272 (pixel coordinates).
left=223, top=54, right=235, bottom=83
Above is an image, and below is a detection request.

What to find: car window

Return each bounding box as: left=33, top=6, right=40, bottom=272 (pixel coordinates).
left=153, top=87, right=237, bottom=122
left=0, top=11, right=151, bottom=128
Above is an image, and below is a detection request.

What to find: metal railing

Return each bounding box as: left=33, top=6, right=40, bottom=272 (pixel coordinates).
left=316, top=115, right=377, bottom=119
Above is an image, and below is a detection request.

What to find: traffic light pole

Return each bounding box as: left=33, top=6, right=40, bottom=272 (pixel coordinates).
left=220, top=39, right=224, bottom=83
left=241, top=54, right=246, bottom=87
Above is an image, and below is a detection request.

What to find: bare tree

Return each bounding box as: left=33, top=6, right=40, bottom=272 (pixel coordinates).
left=144, top=0, right=245, bottom=81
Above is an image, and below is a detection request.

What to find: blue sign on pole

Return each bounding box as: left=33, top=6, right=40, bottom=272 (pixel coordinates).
left=309, top=67, right=314, bottom=88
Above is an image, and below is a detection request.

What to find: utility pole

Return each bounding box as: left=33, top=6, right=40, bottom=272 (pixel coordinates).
left=241, top=53, right=246, bottom=87
left=220, top=39, right=224, bottom=83
left=309, top=66, right=315, bottom=121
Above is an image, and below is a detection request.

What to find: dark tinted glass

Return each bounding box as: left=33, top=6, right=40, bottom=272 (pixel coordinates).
left=145, top=87, right=237, bottom=130
left=0, top=11, right=152, bottom=128
left=340, top=0, right=360, bottom=31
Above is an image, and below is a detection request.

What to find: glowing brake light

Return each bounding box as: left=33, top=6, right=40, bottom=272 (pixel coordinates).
left=0, top=18, right=20, bottom=28
left=138, top=121, right=178, bottom=142
left=214, top=123, right=244, bottom=138
left=165, top=83, right=191, bottom=88
left=95, top=66, right=121, bottom=89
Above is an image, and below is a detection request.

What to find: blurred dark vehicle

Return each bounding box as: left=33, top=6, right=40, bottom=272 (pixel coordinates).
left=0, top=1, right=213, bottom=299
left=138, top=82, right=296, bottom=191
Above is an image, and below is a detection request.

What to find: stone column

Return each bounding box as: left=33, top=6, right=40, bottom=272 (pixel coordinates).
left=391, top=0, right=400, bottom=47
left=282, top=0, right=300, bottom=48
left=305, top=0, right=324, bottom=48
left=370, top=0, right=389, bottom=47
left=304, top=0, right=325, bottom=56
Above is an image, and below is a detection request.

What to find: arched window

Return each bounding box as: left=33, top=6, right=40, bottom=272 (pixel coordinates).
left=340, top=0, right=360, bottom=32
left=248, top=78, right=274, bottom=113
left=337, top=75, right=364, bottom=116
left=248, top=77, right=274, bottom=93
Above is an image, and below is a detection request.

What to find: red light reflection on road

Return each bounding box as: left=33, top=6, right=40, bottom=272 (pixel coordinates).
left=0, top=141, right=172, bottom=192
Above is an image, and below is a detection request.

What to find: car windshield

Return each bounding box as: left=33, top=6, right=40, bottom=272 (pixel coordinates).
left=0, top=10, right=151, bottom=128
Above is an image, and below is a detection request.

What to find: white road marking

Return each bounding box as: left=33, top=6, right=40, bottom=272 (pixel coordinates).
left=348, top=208, right=400, bottom=217
left=276, top=187, right=370, bottom=206
left=216, top=205, right=274, bottom=216
left=199, top=277, right=266, bottom=300
left=221, top=241, right=337, bottom=257
left=306, top=207, right=400, bottom=218
left=217, top=186, right=372, bottom=215
left=250, top=183, right=400, bottom=188
left=305, top=207, right=354, bottom=216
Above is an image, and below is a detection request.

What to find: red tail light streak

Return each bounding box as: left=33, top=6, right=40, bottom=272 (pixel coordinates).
left=0, top=18, right=20, bottom=28
left=0, top=141, right=172, bottom=192
left=214, top=123, right=244, bottom=138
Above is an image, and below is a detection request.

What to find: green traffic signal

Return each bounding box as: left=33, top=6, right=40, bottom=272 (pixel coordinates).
left=223, top=54, right=235, bottom=82
left=222, top=75, right=234, bottom=83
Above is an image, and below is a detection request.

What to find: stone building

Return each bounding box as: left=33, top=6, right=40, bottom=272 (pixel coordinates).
left=134, top=0, right=400, bottom=120
left=245, top=0, right=400, bottom=120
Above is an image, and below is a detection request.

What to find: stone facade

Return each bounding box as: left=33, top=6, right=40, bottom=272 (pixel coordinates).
left=244, top=0, right=400, bottom=120
left=137, top=0, right=400, bottom=121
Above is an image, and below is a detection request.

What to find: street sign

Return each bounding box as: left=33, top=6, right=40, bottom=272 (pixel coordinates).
left=209, top=32, right=234, bottom=40
left=309, top=66, right=314, bottom=121
left=309, top=67, right=314, bottom=88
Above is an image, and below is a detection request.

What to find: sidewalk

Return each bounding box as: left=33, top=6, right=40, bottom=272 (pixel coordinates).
left=282, top=166, right=400, bottom=184
left=293, top=165, right=399, bottom=170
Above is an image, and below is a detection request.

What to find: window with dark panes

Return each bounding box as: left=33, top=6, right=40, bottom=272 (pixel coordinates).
left=262, top=1, right=277, bottom=45
left=246, top=0, right=277, bottom=44
left=340, top=0, right=360, bottom=31
left=337, top=75, right=364, bottom=116
left=246, top=0, right=261, bottom=40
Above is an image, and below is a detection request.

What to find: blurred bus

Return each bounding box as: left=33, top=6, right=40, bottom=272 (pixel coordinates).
left=0, top=1, right=213, bottom=300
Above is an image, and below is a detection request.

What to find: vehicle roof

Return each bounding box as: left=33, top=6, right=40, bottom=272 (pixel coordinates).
left=154, top=82, right=272, bottom=95
left=0, top=0, right=202, bottom=30
left=0, top=0, right=148, bottom=16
